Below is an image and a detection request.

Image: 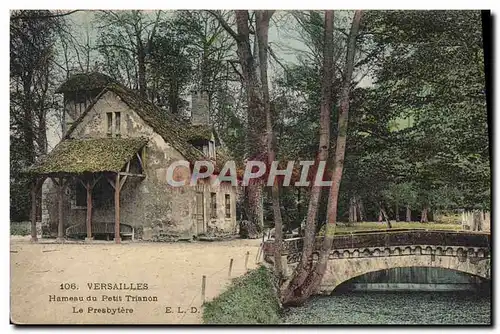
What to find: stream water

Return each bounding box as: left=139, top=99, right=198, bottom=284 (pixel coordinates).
left=281, top=291, right=491, bottom=325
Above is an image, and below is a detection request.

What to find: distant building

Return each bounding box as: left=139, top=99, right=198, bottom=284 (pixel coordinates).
left=30, top=72, right=237, bottom=241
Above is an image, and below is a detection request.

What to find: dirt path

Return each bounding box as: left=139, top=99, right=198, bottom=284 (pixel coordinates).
left=10, top=236, right=262, bottom=324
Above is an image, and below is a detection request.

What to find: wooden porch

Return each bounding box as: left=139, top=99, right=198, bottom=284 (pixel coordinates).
left=26, top=137, right=147, bottom=244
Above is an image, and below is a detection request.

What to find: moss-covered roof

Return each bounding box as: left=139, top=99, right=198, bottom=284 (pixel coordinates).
left=55, top=72, right=115, bottom=93
left=28, top=138, right=147, bottom=175
left=54, top=73, right=238, bottom=175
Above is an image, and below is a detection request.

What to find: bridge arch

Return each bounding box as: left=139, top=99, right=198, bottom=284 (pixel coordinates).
left=316, top=245, right=490, bottom=294
left=332, top=266, right=489, bottom=293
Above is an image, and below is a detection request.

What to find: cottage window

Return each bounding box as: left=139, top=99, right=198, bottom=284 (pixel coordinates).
left=106, top=112, right=121, bottom=137
left=225, top=194, right=231, bottom=218
left=210, top=192, right=217, bottom=218
left=106, top=112, right=113, bottom=136
left=115, top=112, right=121, bottom=135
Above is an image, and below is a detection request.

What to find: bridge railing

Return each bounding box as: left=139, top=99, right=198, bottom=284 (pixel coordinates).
left=262, top=229, right=490, bottom=257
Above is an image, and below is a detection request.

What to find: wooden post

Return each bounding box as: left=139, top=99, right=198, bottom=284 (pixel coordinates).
left=30, top=179, right=38, bottom=242
left=85, top=180, right=93, bottom=241
left=114, top=173, right=121, bottom=244
left=255, top=244, right=262, bottom=262
left=201, top=275, right=206, bottom=304
left=228, top=258, right=233, bottom=277
left=57, top=178, right=65, bottom=242
left=245, top=251, right=250, bottom=270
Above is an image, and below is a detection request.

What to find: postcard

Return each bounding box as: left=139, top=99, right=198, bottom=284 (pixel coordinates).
left=10, top=9, right=491, bottom=325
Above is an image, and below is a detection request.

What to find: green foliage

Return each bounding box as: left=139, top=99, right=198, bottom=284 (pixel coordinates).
left=317, top=221, right=462, bottom=235
left=363, top=10, right=490, bottom=211
left=202, top=266, right=281, bottom=324
left=271, top=10, right=489, bottom=223
left=10, top=222, right=31, bottom=236
left=433, top=212, right=462, bottom=225
left=149, top=18, right=195, bottom=114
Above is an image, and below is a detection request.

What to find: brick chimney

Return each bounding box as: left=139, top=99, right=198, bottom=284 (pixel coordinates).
left=191, top=91, right=210, bottom=126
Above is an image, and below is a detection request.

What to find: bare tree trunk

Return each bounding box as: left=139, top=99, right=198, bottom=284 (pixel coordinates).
left=135, top=24, right=147, bottom=98
left=348, top=197, right=354, bottom=223
left=210, top=10, right=269, bottom=236
left=381, top=206, right=392, bottom=228
left=406, top=205, right=411, bottom=222
left=473, top=210, right=482, bottom=231
left=235, top=11, right=268, bottom=235
left=281, top=10, right=335, bottom=305
left=357, top=196, right=364, bottom=222
left=282, top=10, right=363, bottom=306
left=22, top=75, right=35, bottom=165
left=256, top=10, right=283, bottom=277
left=353, top=197, right=358, bottom=222
left=395, top=203, right=400, bottom=222
left=420, top=206, right=428, bottom=223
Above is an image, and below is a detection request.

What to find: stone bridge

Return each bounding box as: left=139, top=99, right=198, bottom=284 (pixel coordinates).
left=262, top=229, right=491, bottom=294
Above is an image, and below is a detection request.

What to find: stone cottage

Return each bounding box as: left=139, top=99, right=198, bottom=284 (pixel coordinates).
left=29, top=72, right=238, bottom=242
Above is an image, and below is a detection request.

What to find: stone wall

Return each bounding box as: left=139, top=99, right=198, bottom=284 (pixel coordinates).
left=274, top=245, right=491, bottom=295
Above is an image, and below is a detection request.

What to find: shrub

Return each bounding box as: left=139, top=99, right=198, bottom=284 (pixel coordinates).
left=202, top=266, right=281, bottom=324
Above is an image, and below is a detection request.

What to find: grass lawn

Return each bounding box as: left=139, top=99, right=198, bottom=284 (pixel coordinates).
left=333, top=221, right=463, bottom=233
left=202, top=266, right=281, bottom=324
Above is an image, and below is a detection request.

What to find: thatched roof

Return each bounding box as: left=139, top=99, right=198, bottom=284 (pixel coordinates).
left=48, top=73, right=237, bottom=176
left=55, top=72, right=115, bottom=93
left=28, top=138, right=147, bottom=175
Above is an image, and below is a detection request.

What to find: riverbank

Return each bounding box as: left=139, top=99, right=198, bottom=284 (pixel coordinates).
left=202, top=266, right=281, bottom=324
left=202, top=265, right=491, bottom=325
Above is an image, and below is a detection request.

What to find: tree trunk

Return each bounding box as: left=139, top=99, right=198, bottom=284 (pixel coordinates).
left=30, top=178, right=43, bottom=242
left=420, top=207, right=428, bottom=223
left=378, top=209, right=383, bottom=222
left=281, top=10, right=335, bottom=305
left=234, top=10, right=268, bottom=236
left=353, top=197, right=358, bottom=222
left=406, top=205, right=411, bottom=222
left=211, top=10, right=269, bottom=238
left=282, top=10, right=363, bottom=306
left=256, top=10, right=283, bottom=277
left=57, top=179, right=65, bottom=241
left=395, top=203, right=400, bottom=222
left=475, top=210, right=483, bottom=231
left=136, top=37, right=147, bottom=98
left=381, top=206, right=392, bottom=229
left=86, top=180, right=93, bottom=240
left=22, top=75, right=35, bottom=166
left=348, top=197, right=354, bottom=223
left=357, top=196, right=364, bottom=222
